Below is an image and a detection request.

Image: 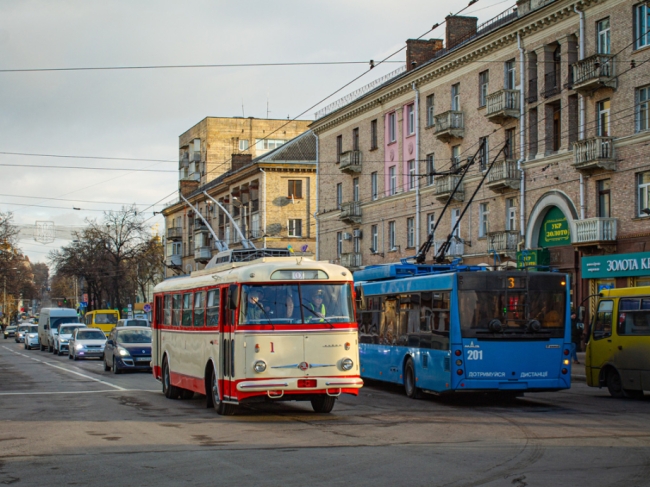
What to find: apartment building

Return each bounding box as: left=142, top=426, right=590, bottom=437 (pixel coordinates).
left=163, top=131, right=317, bottom=277
left=178, top=117, right=310, bottom=187
left=312, top=0, right=650, bottom=309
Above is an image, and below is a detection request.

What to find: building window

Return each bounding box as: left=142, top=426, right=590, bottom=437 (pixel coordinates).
left=451, top=208, right=461, bottom=238
left=597, top=18, right=611, bottom=54
left=336, top=183, right=342, bottom=209
left=505, top=128, right=516, bottom=159
left=597, top=99, right=611, bottom=136
left=553, top=106, right=561, bottom=152
left=352, top=127, right=359, bottom=151
left=407, top=218, right=415, bottom=248
left=371, top=225, right=379, bottom=253
left=451, top=146, right=460, bottom=171
left=251, top=213, right=260, bottom=238
left=506, top=198, right=517, bottom=231
left=288, top=180, right=303, bottom=199
left=479, top=71, right=489, bottom=107
left=388, top=221, right=396, bottom=250
left=479, top=203, right=489, bottom=238
left=406, top=104, right=415, bottom=135
left=426, top=94, right=435, bottom=127
left=505, top=59, right=516, bottom=90
left=354, top=235, right=361, bottom=253
left=388, top=112, right=397, bottom=143
left=353, top=177, right=359, bottom=202
left=389, top=166, right=397, bottom=195
left=479, top=136, right=489, bottom=170
left=638, top=172, right=650, bottom=216
left=336, top=135, right=342, bottom=163
left=337, top=232, right=343, bottom=257
left=370, top=119, right=378, bottom=149
left=288, top=219, right=302, bottom=237
left=427, top=213, right=436, bottom=237
left=637, top=86, right=650, bottom=132
left=239, top=139, right=249, bottom=151
left=426, top=154, right=435, bottom=186
left=451, top=83, right=460, bottom=111
left=255, top=139, right=285, bottom=151
left=408, top=160, right=416, bottom=191
left=371, top=172, right=378, bottom=200
left=597, top=179, right=611, bottom=218
left=635, top=3, right=650, bottom=50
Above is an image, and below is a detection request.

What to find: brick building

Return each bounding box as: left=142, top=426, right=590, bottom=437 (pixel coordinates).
left=312, top=0, right=650, bottom=311
left=163, top=130, right=317, bottom=277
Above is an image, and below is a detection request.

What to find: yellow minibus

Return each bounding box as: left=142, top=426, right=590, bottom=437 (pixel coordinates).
left=84, top=309, right=120, bottom=336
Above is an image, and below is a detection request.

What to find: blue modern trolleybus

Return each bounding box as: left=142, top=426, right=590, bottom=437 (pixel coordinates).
left=354, top=262, right=572, bottom=398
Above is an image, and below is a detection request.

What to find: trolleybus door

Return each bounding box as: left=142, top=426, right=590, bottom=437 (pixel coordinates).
left=221, top=285, right=238, bottom=400
left=153, top=295, right=163, bottom=377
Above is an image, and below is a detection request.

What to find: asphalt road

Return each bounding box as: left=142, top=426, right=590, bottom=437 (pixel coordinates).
left=1, top=340, right=650, bottom=487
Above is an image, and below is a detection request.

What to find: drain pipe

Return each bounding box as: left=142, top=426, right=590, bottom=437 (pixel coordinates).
left=575, top=5, right=586, bottom=220
left=259, top=167, right=268, bottom=248
left=314, top=135, right=320, bottom=260
left=412, top=82, right=421, bottom=248
left=517, top=32, right=526, bottom=243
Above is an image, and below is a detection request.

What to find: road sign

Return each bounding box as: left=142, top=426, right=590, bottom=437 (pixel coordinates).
left=80, top=302, right=88, bottom=308
left=143, top=304, right=151, bottom=313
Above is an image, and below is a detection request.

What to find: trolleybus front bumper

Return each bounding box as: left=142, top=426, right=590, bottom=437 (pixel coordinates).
left=237, top=377, right=364, bottom=394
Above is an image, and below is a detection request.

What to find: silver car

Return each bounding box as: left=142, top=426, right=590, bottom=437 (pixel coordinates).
left=54, top=324, right=87, bottom=355
left=23, top=325, right=39, bottom=350
left=69, top=328, right=107, bottom=360
left=15, top=324, right=31, bottom=343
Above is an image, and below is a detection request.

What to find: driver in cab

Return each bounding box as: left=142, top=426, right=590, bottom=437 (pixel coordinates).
left=306, top=289, right=327, bottom=322
left=245, top=289, right=265, bottom=322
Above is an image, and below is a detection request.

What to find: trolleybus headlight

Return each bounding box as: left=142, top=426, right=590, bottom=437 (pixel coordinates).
left=254, top=360, right=267, bottom=373
left=341, top=358, right=354, bottom=371
left=563, top=359, right=570, bottom=365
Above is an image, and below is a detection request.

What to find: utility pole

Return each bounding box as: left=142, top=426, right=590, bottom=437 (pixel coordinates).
left=3, top=275, right=6, bottom=329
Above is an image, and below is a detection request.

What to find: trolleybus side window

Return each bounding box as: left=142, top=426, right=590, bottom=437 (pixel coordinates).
left=593, top=300, right=613, bottom=339
left=617, top=298, right=650, bottom=336
left=182, top=293, right=193, bottom=327
left=172, top=294, right=182, bottom=327
left=358, top=296, right=380, bottom=344
left=400, top=294, right=419, bottom=347
left=206, top=289, right=220, bottom=328
left=164, top=295, right=172, bottom=326
left=194, top=291, right=205, bottom=328
left=380, top=297, right=398, bottom=345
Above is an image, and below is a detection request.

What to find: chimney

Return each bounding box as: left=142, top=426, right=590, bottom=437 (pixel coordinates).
left=179, top=179, right=199, bottom=197
left=445, top=16, right=478, bottom=50
left=231, top=153, right=253, bottom=172
left=406, top=39, right=444, bottom=71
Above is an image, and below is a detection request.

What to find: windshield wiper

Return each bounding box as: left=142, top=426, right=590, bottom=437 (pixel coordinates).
left=254, top=301, right=274, bottom=327
left=300, top=303, right=333, bottom=327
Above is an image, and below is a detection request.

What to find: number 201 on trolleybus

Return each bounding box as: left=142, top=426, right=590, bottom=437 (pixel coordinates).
left=151, top=256, right=363, bottom=414
left=354, top=263, right=572, bottom=398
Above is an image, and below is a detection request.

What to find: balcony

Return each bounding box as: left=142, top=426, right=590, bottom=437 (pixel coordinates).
left=573, top=137, right=616, bottom=172
left=434, top=239, right=464, bottom=258
left=179, top=153, right=189, bottom=168
left=487, top=230, right=519, bottom=253
left=193, top=219, right=210, bottom=233
left=339, top=150, right=362, bottom=173
left=180, top=172, right=200, bottom=182
left=167, top=227, right=182, bottom=241
left=485, top=89, right=520, bottom=124
left=339, top=201, right=362, bottom=224
left=341, top=253, right=362, bottom=269
left=486, top=159, right=520, bottom=192
left=165, top=254, right=182, bottom=269
left=542, top=71, right=561, bottom=98
left=194, top=246, right=212, bottom=263
left=434, top=110, right=464, bottom=142
left=434, top=174, right=464, bottom=202
left=573, top=217, right=617, bottom=248
left=571, top=54, right=616, bottom=95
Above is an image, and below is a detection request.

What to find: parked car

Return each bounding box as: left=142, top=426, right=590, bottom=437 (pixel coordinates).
left=3, top=325, right=17, bottom=339
left=103, top=326, right=152, bottom=374
left=69, top=328, right=107, bottom=361
left=15, top=325, right=31, bottom=343
left=24, top=325, right=39, bottom=350
left=117, top=318, right=150, bottom=328
left=54, top=324, right=87, bottom=355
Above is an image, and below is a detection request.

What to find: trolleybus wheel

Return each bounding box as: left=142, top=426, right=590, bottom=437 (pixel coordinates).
left=310, top=395, right=336, bottom=413
left=404, top=358, right=421, bottom=399
left=210, top=367, right=235, bottom=415
left=606, top=369, right=625, bottom=398
left=162, top=357, right=180, bottom=399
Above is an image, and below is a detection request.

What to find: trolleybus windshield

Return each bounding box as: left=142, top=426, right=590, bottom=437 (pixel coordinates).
left=240, top=283, right=354, bottom=325
left=458, top=273, right=566, bottom=338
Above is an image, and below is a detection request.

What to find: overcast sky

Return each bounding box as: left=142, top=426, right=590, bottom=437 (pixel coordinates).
left=0, top=0, right=511, bottom=264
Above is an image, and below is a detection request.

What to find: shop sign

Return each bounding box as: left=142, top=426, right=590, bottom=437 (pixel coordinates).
left=538, top=207, right=571, bottom=247
left=517, top=248, right=551, bottom=270
left=582, top=252, right=650, bottom=279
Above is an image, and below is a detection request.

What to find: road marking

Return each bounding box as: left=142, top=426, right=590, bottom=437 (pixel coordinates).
left=2, top=346, right=126, bottom=391
left=0, top=389, right=159, bottom=396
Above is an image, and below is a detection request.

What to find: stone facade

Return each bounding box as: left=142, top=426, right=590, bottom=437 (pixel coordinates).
left=312, top=0, right=650, bottom=310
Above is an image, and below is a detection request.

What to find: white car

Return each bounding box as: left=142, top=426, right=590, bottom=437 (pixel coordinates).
left=23, top=325, right=39, bottom=350
left=69, top=328, right=107, bottom=361
left=54, top=324, right=87, bottom=355
left=117, top=318, right=150, bottom=328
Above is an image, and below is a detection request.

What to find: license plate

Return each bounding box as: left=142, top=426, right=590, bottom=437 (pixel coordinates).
left=135, top=357, right=151, bottom=362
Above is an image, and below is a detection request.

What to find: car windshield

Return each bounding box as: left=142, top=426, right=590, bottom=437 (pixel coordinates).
left=60, top=326, right=84, bottom=336
left=117, top=329, right=152, bottom=344
left=76, top=330, right=106, bottom=340
left=95, top=313, right=118, bottom=324
left=50, top=316, right=79, bottom=329
left=239, top=283, right=354, bottom=325
left=28, top=325, right=38, bottom=333
left=18, top=326, right=30, bottom=332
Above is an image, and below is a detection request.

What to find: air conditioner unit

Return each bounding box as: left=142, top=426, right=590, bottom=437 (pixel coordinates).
left=343, top=232, right=352, bottom=240
left=353, top=229, right=363, bottom=239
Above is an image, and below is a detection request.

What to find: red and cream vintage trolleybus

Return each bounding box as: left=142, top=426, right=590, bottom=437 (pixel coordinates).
left=152, top=249, right=363, bottom=414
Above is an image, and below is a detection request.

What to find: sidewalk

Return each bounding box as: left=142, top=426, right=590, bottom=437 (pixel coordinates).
left=571, top=351, right=587, bottom=382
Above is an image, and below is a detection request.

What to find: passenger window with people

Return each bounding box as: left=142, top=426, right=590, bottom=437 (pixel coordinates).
left=593, top=300, right=613, bottom=339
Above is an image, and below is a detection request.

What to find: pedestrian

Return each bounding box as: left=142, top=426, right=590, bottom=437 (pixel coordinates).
left=570, top=309, right=581, bottom=364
